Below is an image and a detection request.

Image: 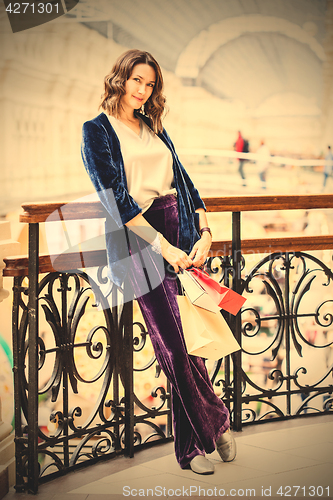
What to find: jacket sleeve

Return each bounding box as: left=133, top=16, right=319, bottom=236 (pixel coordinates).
left=81, top=120, right=142, bottom=227
left=161, top=128, right=206, bottom=211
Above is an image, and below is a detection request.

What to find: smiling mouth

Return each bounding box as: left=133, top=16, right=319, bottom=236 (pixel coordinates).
left=133, top=96, right=143, bottom=102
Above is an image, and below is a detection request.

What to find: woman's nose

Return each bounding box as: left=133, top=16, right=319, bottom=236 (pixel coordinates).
left=138, top=83, right=145, bottom=95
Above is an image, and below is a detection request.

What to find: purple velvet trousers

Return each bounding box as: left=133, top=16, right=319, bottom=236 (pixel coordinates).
left=127, top=194, right=230, bottom=468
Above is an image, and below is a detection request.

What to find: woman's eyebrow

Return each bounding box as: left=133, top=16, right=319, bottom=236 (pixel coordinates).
left=134, top=74, right=155, bottom=83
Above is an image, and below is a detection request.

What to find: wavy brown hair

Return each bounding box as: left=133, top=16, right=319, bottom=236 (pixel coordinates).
left=100, top=49, right=166, bottom=134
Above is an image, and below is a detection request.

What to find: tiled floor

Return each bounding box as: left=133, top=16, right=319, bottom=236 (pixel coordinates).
left=4, top=415, right=333, bottom=499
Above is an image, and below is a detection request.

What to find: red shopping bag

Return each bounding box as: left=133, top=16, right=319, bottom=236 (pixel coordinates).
left=188, top=268, right=246, bottom=315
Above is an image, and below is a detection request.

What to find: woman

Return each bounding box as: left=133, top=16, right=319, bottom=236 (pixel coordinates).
left=81, top=49, right=236, bottom=475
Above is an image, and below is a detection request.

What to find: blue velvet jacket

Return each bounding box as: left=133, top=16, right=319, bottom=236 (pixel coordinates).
left=81, top=112, right=205, bottom=287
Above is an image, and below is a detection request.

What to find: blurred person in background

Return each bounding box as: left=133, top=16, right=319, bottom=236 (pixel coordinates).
left=256, top=140, right=271, bottom=189
left=322, top=145, right=333, bottom=191
left=81, top=49, right=235, bottom=476
left=234, top=130, right=247, bottom=187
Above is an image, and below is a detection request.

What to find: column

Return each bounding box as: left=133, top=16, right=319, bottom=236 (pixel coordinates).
left=0, top=221, right=20, bottom=497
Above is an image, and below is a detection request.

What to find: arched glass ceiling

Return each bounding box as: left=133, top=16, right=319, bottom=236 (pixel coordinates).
left=70, top=0, right=326, bottom=72
left=199, top=32, right=323, bottom=109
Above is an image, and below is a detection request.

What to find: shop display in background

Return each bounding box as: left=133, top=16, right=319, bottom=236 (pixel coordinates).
left=0, top=335, right=14, bottom=427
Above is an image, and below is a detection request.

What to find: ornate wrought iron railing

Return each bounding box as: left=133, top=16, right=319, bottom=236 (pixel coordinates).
left=4, top=194, right=333, bottom=493
left=204, top=195, right=333, bottom=430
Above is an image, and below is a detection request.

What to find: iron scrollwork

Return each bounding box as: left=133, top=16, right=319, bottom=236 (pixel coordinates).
left=207, top=251, right=333, bottom=426
left=13, top=264, right=172, bottom=489
left=240, top=252, right=333, bottom=423
left=12, top=245, right=333, bottom=490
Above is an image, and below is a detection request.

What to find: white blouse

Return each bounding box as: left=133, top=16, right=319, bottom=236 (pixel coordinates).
left=107, top=114, right=176, bottom=212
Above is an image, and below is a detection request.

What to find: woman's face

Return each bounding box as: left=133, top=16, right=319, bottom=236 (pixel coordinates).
left=121, top=63, right=156, bottom=113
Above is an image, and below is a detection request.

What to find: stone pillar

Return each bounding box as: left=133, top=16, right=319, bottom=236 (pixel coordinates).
left=0, top=402, right=14, bottom=499
left=0, top=221, right=20, bottom=497
left=321, top=0, right=333, bottom=147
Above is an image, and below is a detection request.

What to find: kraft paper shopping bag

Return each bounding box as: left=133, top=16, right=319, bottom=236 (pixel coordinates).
left=177, top=295, right=241, bottom=360
left=178, top=269, right=219, bottom=312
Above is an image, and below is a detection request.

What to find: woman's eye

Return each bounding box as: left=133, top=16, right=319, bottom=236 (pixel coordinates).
left=133, top=78, right=140, bottom=82
left=148, top=83, right=154, bottom=88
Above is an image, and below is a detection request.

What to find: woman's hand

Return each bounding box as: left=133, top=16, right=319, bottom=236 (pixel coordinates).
left=161, top=238, right=193, bottom=273
left=189, top=232, right=212, bottom=268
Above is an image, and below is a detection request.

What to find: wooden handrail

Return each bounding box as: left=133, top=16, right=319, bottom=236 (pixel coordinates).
left=210, top=235, right=333, bottom=254
left=20, top=201, right=107, bottom=223
left=4, top=235, right=333, bottom=277
left=5, top=194, right=332, bottom=277
left=19, top=194, right=333, bottom=223
left=204, top=194, right=333, bottom=212
left=3, top=249, right=107, bottom=277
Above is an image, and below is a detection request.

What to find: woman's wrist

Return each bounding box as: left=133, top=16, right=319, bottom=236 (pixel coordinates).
left=151, top=232, right=163, bottom=254
left=200, top=227, right=212, bottom=239
left=200, top=226, right=212, bottom=236
left=160, top=234, right=170, bottom=255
